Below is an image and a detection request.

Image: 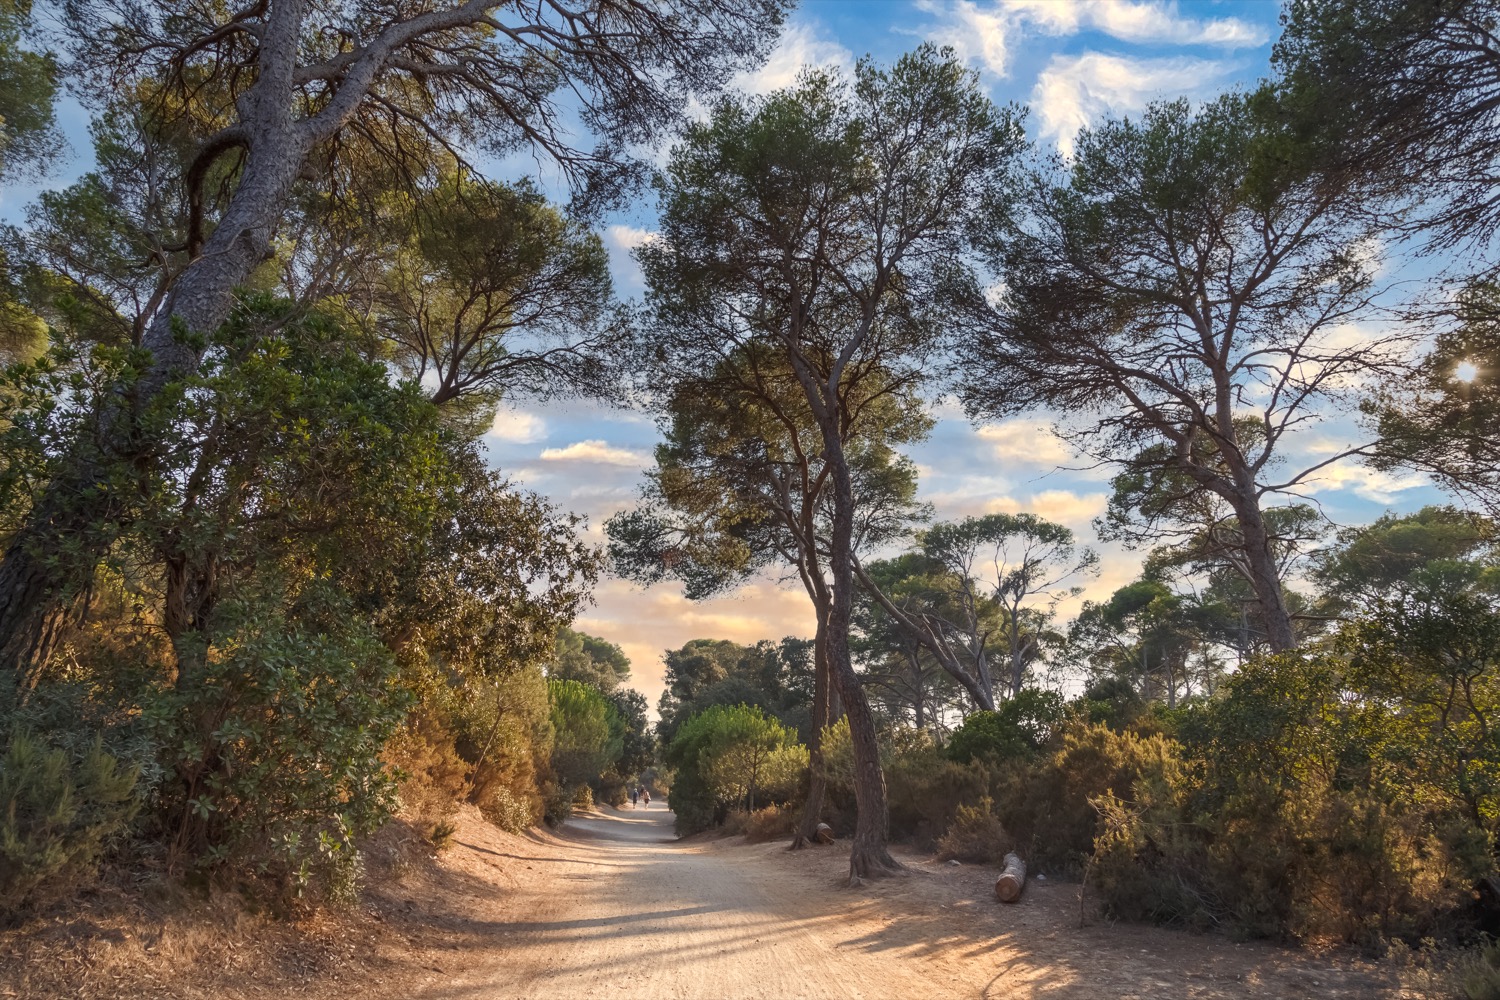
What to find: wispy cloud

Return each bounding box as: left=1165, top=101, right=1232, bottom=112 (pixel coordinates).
left=1032, top=51, right=1234, bottom=155
left=914, top=1, right=1017, bottom=77
left=1293, top=461, right=1428, bottom=504
left=915, top=0, right=1266, bottom=79
left=1005, top=0, right=1267, bottom=48
left=732, top=19, right=854, bottom=95
left=539, top=439, right=651, bottom=468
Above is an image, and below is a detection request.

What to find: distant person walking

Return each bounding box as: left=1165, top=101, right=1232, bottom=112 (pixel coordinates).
left=642, top=788, right=650, bottom=808
left=630, top=787, right=639, bottom=808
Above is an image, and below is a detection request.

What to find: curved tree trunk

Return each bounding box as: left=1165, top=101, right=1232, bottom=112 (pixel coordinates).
left=0, top=134, right=310, bottom=691
left=824, top=443, right=900, bottom=884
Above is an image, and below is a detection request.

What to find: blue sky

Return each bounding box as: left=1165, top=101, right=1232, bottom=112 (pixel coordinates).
left=493, top=0, right=1450, bottom=707
left=11, top=1, right=1454, bottom=709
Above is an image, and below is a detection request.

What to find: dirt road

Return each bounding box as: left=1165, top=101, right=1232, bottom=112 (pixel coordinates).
left=405, top=805, right=1402, bottom=1000
left=0, top=803, right=1417, bottom=999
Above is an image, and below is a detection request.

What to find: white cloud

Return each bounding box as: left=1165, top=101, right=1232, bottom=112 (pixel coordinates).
left=1031, top=52, right=1234, bottom=155
left=974, top=418, right=1073, bottom=466
left=487, top=407, right=547, bottom=444
left=733, top=20, right=854, bottom=95
left=538, top=439, right=651, bottom=468
left=915, top=0, right=1016, bottom=77
left=1010, top=0, right=1267, bottom=48
left=603, top=224, right=657, bottom=298
left=986, top=488, right=1108, bottom=527
left=1294, top=462, right=1427, bottom=504
left=915, top=0, right=1266, bottom=77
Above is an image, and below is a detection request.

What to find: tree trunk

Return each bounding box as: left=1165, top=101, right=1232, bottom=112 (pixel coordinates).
left=0, top=531, right=80, bottom=704
left=0, top=136, right=310, bottom=689
left=1234, top=498, right=1297, bottom=652
left=793, top=617, right=831, bottom=849
left=823, top=442, right=900, bottom=884
left=909, top=649, right=925, bottom=731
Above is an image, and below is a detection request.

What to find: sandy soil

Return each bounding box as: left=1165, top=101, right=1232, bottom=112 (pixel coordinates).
left=0, top=804, right=1414, bottom=999
left=403, top=803, right=1403, bottom=1000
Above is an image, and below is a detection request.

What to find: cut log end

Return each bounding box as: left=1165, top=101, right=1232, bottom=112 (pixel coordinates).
left=814, top=822, right=835, bottom=845
left=995, top=852, right=1027, bottom=903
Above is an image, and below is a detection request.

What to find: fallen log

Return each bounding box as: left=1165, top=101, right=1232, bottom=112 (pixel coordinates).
left=995, top=852, right=1026, bottom=903
left=814, top=823, right=835, bottom=845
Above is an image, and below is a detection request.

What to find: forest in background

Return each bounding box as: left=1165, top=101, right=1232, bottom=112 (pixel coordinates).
left=0, top=0, right=1499, bottom=987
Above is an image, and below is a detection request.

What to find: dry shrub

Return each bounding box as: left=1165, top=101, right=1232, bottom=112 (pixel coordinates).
left=743, top=803, right=797, bottom=842
left=721, top=808, right=749, bottom=837
left=429, top=820, right=457, bottom=852
left=1463, top=939, right=1500, bottom=1000
left=994, top=721, right=1183, bottom=872
left=458, top=672, right=550, bottom=832
left=1087, top=740, right=1485, bottom=947
left=885, top=748, right=988, bottom=848
left=936, top=796, right=1011, bottom=864
left=383, top=717, right=468, bottom=836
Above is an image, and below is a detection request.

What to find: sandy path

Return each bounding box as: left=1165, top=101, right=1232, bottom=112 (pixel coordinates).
left=405, top=805, right=1402, bottom=1000
left=413, top=803, right=939, bottom=1000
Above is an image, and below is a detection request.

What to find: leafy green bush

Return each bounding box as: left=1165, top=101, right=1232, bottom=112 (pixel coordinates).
left=665, top=704, right=803, bottom=835
left=947, top=690, right=1066, bottom=765
left=546, top=678, right=622, bottom=820
left=149, top=589, right=409, bottom=897
left=0, top=730, right=138, bottom=915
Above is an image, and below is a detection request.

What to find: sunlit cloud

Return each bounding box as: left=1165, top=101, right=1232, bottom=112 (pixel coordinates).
left=578, top=577, right=816, bottom=711
left=539, top=439, right=651, bottom=468
left=487, top=407, right=548, bottom=444
left=987, top=488, right=1108, bottom=528
left=974, top=418, right=1073, bottom=466
left=1294, top=461, right=1428, bottom=504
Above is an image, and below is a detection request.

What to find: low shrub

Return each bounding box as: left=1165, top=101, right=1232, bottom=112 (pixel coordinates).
left=886, top=750, right=988, bottom=848
left=976, top=720, right=1182, bottom=873
left=384, top=716, right=469, bottom=836
left=0, top=730, right=139, bottom=916
left=743, top=803, right=798, bottom=842
left=1464, top=938, right=1500, bottom=1000
left=936, top=796, right=1011, bottom=864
